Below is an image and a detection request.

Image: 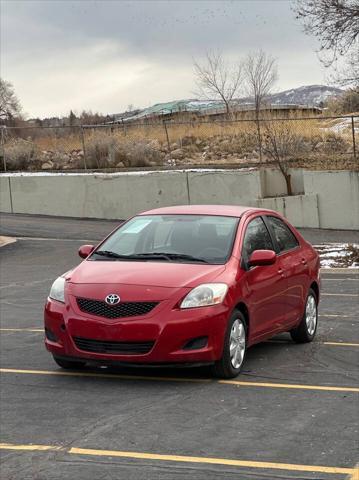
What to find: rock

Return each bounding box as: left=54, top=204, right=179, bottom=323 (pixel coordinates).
left=116, top=161, right=125, bottom=168
left=164, top=158, right=177, bottom=166
left=195, top=138, right=202, bottom=146
left=41, top=161, right=54, bottom=169
left=170, top=148, right=184, bottom=159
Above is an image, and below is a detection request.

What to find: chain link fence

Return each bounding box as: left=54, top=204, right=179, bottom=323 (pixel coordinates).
left=0, top=115, right=357, bottom=172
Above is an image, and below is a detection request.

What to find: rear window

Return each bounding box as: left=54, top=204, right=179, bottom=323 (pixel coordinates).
left=266, top=216, right=299, bottom=252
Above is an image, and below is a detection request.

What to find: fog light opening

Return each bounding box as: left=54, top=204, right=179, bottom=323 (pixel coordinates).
left=183, top=336, right=208, bottom=350
left=45, top=328, right=58, bottom=342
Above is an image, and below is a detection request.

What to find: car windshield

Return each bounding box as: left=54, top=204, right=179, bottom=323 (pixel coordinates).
left=92, top=215, right=239, bottom=264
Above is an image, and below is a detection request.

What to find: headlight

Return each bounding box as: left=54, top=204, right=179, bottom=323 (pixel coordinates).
left=49, top=276, right=66, bottom=303
left=180, top=283, right=228, bottom=309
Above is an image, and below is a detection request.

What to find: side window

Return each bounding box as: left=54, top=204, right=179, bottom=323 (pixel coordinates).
left=242, top=217, right=274, bottom=261
left=267, top=216, right=299, bottom=252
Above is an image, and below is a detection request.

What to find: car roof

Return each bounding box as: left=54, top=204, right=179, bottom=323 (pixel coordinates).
left=140, top=205, right=269, bottom=217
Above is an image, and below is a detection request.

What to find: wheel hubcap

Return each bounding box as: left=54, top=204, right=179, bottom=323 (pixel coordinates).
left=229, top=319, right=246, bottom=369
left=305, top=294, right=317, bottom=336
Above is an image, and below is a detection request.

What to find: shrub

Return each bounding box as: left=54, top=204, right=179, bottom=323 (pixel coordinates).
left=322, top=132, right=348, bottom=152
left=120, top=140, right=162, bottom=167
left=85, top=133, right=117, bottom=168
left=84, top=133, right=162, bottom=168
left=3, top=138, right=38, bottom=171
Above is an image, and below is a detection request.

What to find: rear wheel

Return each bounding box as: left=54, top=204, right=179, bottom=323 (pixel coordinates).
left=290, top=288, right=318, bottom=343
left=53, top=355, right=86, bottom=370
left=212, top=310, right=247, bottom=378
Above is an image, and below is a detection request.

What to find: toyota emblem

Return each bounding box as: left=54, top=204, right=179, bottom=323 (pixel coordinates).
left=105, top=293, right=120, bottom=305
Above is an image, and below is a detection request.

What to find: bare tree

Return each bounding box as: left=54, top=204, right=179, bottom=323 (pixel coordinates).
left=294, top=0, right=359, bottom=64
left=243, top=50, right=278, bottom=163
left=0, top=78, right=21, bottom=122
left=294, top=0, right=359, bottom=88
left=331, top=48, right=359, bottom=91
left=193, top=51, right=242, bottom=115
left=262, top=122, right=304, bottom=196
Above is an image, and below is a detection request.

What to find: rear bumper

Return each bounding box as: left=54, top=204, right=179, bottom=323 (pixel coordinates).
left=44, top=298, right=229, bottom=365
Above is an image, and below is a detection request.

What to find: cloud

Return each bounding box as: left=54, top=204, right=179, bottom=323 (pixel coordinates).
left=1, top=0, right=325, bottom=117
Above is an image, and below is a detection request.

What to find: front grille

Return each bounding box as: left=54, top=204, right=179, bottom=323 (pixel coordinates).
left=73, top=336, right=155, bottom=355
left=76, top=297, right=158, bottom=319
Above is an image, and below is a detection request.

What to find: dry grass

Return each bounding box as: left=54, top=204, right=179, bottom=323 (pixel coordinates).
left=2, top=115, right=357, bottom=171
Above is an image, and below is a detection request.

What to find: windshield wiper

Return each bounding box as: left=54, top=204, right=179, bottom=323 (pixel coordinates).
left=150, top=252, right=209, bottom=263
left=94, top=250, right=131, bottom=258
left=93, top=251, right=172, bottom=261
left=93, top=251, right=208, bottom=263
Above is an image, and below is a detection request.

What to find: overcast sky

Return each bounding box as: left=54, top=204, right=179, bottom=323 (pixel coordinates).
left=1, top=0, right=326, bottom=118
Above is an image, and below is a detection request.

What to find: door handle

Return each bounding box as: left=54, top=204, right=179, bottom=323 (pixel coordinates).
left=278, top=268, right=284, bottom=277
left=301, top=258, right=307, bottom=265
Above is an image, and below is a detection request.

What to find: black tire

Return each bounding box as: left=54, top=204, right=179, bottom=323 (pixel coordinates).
left=211, top=310, right=247, bottom=379
left=53, top=355, right=86, bottom=370
left=290, top=288, right=318, bottom=343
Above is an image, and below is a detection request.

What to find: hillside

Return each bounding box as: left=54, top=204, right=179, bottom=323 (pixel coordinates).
left=113, top=85, right=343, bottom=121
left=268, top=85, right=343, bottom=107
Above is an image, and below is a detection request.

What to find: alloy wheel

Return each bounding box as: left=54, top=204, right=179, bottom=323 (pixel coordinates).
left=305, top=294, right=317, bottom=336
left=229, top=319, right=246, bottom=369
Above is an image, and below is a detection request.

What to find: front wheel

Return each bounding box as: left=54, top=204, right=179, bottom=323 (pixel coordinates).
left=53, top=355, right=86, bottom=370
left=290, top=288, right=318, bottom=343
left=212, top=311, right=247, bottom=378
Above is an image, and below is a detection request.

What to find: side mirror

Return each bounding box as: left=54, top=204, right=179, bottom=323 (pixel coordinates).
left=78, top=244, right=95, bottom=259
left=248, top=249, right=276, bottom=267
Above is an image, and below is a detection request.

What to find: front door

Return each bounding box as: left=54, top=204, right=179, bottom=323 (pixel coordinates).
left=241, top=216, right=288, bottom=341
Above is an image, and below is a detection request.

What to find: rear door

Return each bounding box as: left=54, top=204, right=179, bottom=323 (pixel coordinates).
left=264, top=215, right=308, bottom=328
left=241, top=216, right=288, bottom=340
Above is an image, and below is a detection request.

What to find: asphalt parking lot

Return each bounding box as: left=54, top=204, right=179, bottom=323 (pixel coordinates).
left=0, top=213, right=358, bottom=480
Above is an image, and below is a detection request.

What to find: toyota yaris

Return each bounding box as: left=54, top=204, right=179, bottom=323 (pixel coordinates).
left=44, top=205, right=320, bottom=378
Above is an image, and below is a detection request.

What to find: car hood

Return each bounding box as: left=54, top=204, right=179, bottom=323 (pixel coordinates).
left=68, top=260, right=227, bottom=288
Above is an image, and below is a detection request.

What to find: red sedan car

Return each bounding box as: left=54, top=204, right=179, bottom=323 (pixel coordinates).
left=44, top=205, right=320, bottom=378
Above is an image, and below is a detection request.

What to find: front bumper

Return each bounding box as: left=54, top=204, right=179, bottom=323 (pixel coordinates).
left=44, top=297, right=230, bottom=365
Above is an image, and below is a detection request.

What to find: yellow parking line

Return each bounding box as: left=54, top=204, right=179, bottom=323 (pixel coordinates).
left=323, top=342, right=359, bottom=347
left=219, top=380, right=359, bottom=393
left=348, top=464, right=359, bottom=480
left=0, top=442, right=354, bottom=475
left=0, top=328, right=43, bottom=332
left=0, top=443, right=63, bottom=452
left=1, top=368, right=358, bottom=393
left=322, top=293, right=358, bottom=297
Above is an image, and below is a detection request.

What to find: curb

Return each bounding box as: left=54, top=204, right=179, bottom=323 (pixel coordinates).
left=321, top=268, right=359, bottom=275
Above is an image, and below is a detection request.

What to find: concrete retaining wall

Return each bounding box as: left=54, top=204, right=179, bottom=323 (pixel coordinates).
left=259, top=168, right=304, bottom=197
left=8, top=172, right=189, bottom=219
left=0, top=177, right=11, bottom=213
left=1, top=169, right=358, bottom=229
left=187, top=169, right=261, bottom=206
left=257, top=194, right=319, bottom=228
left=303, top=170, right=359, bottom=230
